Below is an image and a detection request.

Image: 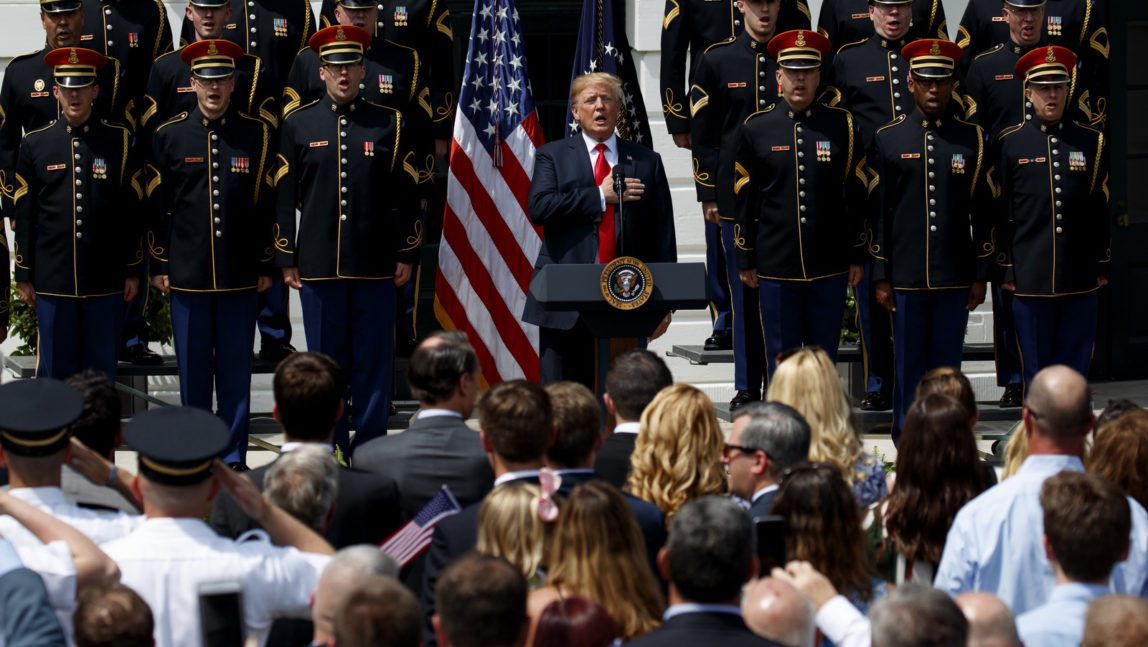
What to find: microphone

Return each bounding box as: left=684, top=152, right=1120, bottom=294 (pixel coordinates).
left=612, top=165, right=626, bottom=257
left=612, top=165, right=626, bottom=198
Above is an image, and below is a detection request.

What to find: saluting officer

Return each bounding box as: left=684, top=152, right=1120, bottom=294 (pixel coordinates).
left=995, top=46, right=1108, bottom=390
left=147, top=40, right=275, bottom=470
left=79, top=0, right=173, bottom=129
left=733, top=30, right=867, bottom=377
left=273, top=26, right=421, bottom=456
left=869, top=39, right=994, bottom=442
left=0, top=0, right=125, bottom=218
left=825, top=0, right=918, bottom=413
left=12, top=47, right=141, bottom=380
left=178, top=0, right=316, bottom=93
left=688, top=0, right=781, bottom=409
left=817, top=0, right=946, bottom=62
left=319, top=0, right=455, bottom=154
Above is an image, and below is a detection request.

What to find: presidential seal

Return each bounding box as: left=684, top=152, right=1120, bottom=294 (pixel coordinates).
left=601, top=256, right=653, bottom=310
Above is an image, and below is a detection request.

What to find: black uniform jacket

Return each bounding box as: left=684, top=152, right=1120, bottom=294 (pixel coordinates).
left=148, top=106, right=275, bottom=291
left=818, top=0, right=946, bottom=63
left=869, top=108, right=994, bottom=289
left=80, top=0, right=174, bottom=126
left=826, top=35, right=913, bottom=150
left=13, top=117, right=142, bottom=296
left=688, top=31, right=778, bottom=219
left=273, top=95, right=421, bottom=280
left=733, top=100, right=868, bottom=279
left=994, top=118, right=1108, bottom=296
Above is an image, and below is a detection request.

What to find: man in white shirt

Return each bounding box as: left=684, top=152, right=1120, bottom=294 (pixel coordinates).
left=101, top=407, right=334, bottom=647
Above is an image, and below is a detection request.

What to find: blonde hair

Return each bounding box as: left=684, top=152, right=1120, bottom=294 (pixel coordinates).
left=1000, top=422, right=1028, bottom=480
left=569, top=72, right=623, bottom=105
left=476, top=482, right=550, bottom=583
left=765, top=348, right=865, bottom=484
left=547, top=481, right=664, bottom=639
left=625, top=383, right=726, bottom=524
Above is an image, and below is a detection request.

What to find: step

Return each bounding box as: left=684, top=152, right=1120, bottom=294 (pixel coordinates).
left=668, top=342, right=998, bottom=365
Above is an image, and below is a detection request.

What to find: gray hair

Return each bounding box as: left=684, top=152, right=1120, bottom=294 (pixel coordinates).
left=734, top=401, right=812, bottom=479
left=324, top=544, right=401, bottom=583
left=870, top=583, right=967, bottom=647
left=264, top=445, right=339, bottom=531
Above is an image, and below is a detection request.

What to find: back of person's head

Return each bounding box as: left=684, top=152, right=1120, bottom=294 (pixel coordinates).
left=272, top=352, right=344, bottom=441
left=771, top=463, right=873, bottom=601
left=605, top=350, right=672, bottom=421
left=886, top=393, right=986, bottom=564
left=869, top=583, right=967, bottom=647
left=313, top=546, right=401, bottom=642
left=734, top=401, right=812, bottom=480
left=1095, top=398, right=1143, bottom=435
left=1024, top=365, right=1093, bottom=440
left=477, top=481, right=548, bottom=582
left=544, top=381, right=600, bottom=468
left=263, top=445, right=338, bottom=531
left=533, top=597, right=621, bottom=647
left=1088, top=408, right=1148, bottom=511
left=742, top=577, right=815, bottom=647
left=74, top=582, right=154, bottom=647
left=954, top=592, right=1022, bottom=647
left=1041, top=470, right=1131, bottom=583
left=65, top=370, right=121, bottom=458
left=765, top=348, right=863, bottom=484
left=547, top=481, right=663, bottom=639
left=1082, top=595, right=1148, bottom=647
left=627, top=383, right=725, bottom=522
left=333, top=576, right=421, bottom=647
left=435, top=552, right=528, bottom=647
left=664, top=496, right=754, bottom=603
left=914, top=367, right=977, bottom=420
left=408, top=331, right=479, bottom=406
left=478, top=380, right=552, bottom=463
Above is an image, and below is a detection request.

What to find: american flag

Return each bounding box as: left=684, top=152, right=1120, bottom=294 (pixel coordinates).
left=566, top=0, right=653, bottom=146
left=379, top=487, right=462, bottom=566
left=434, top=0, right=543, bottom=384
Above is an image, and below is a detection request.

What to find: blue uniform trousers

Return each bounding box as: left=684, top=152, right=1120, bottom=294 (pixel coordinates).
left=855, top=264, right=894, bottom=395
left=36, top=293, right=123, bottom=380
left=1012, top=291, right=1098, bottom=393
left=758, top=275, right=848, bottom=379
left=300, top=279, right=395, bottom=455
left=120, top=285, right=148, bottom=350
left=892, top=289, right=969, bottom=444
left=170, top=289, right=258, bottom=464
left=720, top=221, right=766, bottom=392
left=992, top=283, right=1023, bottom=387
left=706, top=219, right=732, bottom=333
left=257, top=275, right=292, bottom=345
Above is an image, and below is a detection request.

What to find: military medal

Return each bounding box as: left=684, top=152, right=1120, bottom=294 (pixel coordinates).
left=951, top=153, right=965, bottom=174
left=128, top=33, right=139, bottom=48
left=1069, top=151, right=1087, bottom=171
left=363, top=142, right=375, bottom=157
left=274, top=18, right=289, bottom=38
left=816, top=141, right=831, bottom=162
left=379, top=74, right=393, bottom=94
left=1047, top=16, right=1063, bottom=37
left=92, top=158, right=107, bottom=179
left=231, top=157, right=250, bottom=173
left=394, top=6, right=409, bottom=27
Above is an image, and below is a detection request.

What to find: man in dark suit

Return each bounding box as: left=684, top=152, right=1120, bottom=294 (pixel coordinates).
left=523, top=72, right=678, bottom=387
left=628, top=497, right=783, bottom=646
left=354, top=331, right=494, bottom=519
left=210, top=352, right=402, bottom=548
left=420, top=380, right=552, bottom=647
left=544, top=381, right=666, bottom=568
left=723, top=402, right=811, bottom=518
left=595, top=349, right=673, bottom=489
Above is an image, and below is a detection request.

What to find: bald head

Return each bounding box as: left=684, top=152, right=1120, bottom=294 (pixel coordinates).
left=1083, top=595, right=1148, bottom=647
left=1025, top=365, right=1093, bottom=439
left=955, top=592, right=1021, bottom=647
left=742, top=578, right=814, bottom=647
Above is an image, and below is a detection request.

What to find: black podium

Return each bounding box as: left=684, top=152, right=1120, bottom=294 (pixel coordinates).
left=529, top=262, right=708, bottom=399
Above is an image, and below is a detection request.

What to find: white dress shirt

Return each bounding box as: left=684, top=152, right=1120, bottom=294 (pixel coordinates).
left=582, top=131, right=619, bottom=211
left=4, top=487, right=141, bottom=546
left=102, top=517, right=330, bottom=647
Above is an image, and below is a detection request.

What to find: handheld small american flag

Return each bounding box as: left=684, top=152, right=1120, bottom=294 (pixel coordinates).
left=379, top=487, right=462, bottom=566
left=566, top=0, right=653, bottom=146
left=434, top=0, right=544, bottom=385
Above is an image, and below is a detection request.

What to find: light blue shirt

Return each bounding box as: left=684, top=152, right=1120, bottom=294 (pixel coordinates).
left=934, top=455, right=1148, bottom=614
left=1016, top=582, right=1109, bottom=647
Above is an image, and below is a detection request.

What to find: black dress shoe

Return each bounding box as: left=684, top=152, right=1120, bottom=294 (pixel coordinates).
left=227, top=461, right=249, bottom=472
left=729, top=390, right=760, bottom=412
left=999, top=383, right=1023, bottom=407
left=859, top=390, right=892, bottom=411
left=704, top=330, right=733, bottom=351
left=120, top=345, right=164, bottom=366
left=258, top=340, right=297, bottom=363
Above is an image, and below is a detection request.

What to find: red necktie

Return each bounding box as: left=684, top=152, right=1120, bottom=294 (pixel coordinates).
left=593, top=143, right=616, bottom=263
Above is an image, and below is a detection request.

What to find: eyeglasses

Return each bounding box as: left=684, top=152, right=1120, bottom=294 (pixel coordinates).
left=722, top=443, right=771, bottom=461
left=780, top=462, right=838, bottom=484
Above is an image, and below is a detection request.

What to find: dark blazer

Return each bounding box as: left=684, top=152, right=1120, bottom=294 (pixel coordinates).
left=595, top=432, right=637, bottom=490
left=0, top=568, right=68, bottom=647
left=522, top=135, right=677, bottom=330
left=210, top=452, right=402, bottom=549
left=747, top=489, right=779, bottom=519
left=625, top=611, right=783, bottom=646
left=557, top=470, right=667, bottom=572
